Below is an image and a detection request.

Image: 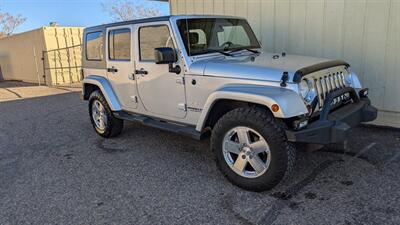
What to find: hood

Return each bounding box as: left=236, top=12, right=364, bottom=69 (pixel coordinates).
left=188, top=52, right=332, bottom=82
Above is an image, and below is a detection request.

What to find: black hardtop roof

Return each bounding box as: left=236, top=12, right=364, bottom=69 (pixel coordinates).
left=85, top=15, right=171, bottom=32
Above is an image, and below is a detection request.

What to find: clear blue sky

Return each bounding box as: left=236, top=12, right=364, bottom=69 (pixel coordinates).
left=1, top=0, right=169, bottom=33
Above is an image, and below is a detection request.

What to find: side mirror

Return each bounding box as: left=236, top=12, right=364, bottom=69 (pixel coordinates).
left=154, top=47, right=177, bottom=64
left=154, top=47, right=181, bottom=74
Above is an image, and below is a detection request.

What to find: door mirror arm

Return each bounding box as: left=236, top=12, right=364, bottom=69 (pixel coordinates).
left=169, top=64, right=181, bottom=74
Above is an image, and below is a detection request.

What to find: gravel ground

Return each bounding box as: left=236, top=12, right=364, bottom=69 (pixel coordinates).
left=0, top=83, right=399, bottom=225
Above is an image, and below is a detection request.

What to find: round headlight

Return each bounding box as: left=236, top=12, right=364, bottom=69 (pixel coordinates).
left=299, top=79, right=316, bottom=103
left=299, top=80, right=310, bottom=98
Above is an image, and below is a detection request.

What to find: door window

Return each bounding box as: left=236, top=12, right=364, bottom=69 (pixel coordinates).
left=86, top=31, right=103, bottom=61
left=139, top=25, right=174, bottom=61
left=108, top=28, right=131, bottom=61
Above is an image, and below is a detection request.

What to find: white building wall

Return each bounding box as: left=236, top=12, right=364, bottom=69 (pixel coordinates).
left=170, top=0, right=400, bottom=127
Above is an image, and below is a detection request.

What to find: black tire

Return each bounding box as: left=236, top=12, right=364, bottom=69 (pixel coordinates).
left=88, top=90, right=123, bottom=138
left=211, top=107, right=296, bottom=192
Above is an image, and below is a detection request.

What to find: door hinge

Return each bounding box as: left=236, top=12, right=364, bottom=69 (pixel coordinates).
left=131, top=95, right=138, bottom=103
left=176, top=77, right=185, bottom=84
left=178, top=103, right=187, bottom=111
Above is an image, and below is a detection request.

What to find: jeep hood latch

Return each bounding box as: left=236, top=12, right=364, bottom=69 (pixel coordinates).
left=280, top=71, right=289, bottom=87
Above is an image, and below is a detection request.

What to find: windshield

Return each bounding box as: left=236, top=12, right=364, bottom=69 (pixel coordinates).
left=177, top=18, right=260, bottom=56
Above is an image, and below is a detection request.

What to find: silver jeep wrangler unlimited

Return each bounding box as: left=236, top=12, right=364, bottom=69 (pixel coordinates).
left=82, top=15, right=377, bottom=191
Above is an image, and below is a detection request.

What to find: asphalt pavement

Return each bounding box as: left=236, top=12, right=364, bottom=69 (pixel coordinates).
left=0, top=82, right=399, bottom=225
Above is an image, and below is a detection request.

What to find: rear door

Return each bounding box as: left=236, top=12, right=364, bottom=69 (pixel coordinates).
left=133, top=22, right=186, bottom=119
left=106, top=25, right=138, bottom=110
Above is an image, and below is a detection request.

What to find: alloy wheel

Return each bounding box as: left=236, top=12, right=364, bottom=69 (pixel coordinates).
left=91, top=100, right=107, bottom=131
left=222, top=126, right=271, bottom=178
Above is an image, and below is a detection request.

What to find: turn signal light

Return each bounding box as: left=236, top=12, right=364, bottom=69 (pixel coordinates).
left=271, top=104, right=280, bottom=112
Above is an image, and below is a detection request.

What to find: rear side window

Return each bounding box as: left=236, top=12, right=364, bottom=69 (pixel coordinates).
left=139, top=25, right=173, bottom=61
left=108, top=28, right=131, bottom=61
left=86, top=31, right=103, bottom=61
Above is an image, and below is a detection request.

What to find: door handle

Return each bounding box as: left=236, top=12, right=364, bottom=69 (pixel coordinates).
left=134, top=68, right=148, bottom=75
left=107, top=67, right=118, bottom=73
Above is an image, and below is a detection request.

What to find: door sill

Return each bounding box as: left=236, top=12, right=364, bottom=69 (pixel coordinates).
left=113, top=111, right=203, bottom=140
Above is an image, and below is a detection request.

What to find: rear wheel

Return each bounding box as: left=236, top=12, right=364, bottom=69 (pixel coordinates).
left=89, top=91, right=123, bottom=138
left=211, top=107, right=295, bottom=192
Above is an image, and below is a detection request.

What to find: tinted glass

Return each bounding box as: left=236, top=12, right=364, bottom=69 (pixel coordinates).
left=86, top=31, right=103, bottom=61
left=139, top=25, right=174, bottom=61
left=109, top=28, right=131, bottom=60
left=177, top=18, right=260, bottom=56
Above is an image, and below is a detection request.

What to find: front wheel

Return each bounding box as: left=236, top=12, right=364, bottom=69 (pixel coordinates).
left=211, top=107, right=296, bottom=192
left=88, top=90, right=123, bottom=138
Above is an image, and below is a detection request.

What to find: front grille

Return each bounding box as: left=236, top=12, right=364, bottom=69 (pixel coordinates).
left=311, top=71, right=349, bottom=109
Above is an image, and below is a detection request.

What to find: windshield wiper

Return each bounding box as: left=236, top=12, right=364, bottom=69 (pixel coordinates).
left=229, top=48, right=260, bottom=54
left=200, top=49, right=233, bottom=56
left=245, top=48, right=260, bottom=54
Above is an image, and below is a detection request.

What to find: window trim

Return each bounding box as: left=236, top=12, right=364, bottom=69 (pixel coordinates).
left=108, top=28, right=131, bottom=62
left=85, top=31, right=104, bottom=61
left=138, top=24, right=172, bottom=62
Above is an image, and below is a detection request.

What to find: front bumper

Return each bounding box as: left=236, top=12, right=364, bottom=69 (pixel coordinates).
left=286, top=87, right=377, bottom=145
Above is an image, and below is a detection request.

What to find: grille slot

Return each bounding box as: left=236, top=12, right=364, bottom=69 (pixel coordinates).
left=311, top=71, right=347, bottom=108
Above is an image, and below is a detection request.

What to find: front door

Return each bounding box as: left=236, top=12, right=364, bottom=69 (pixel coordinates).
left=134, top=22, right=186, bottom=119
left=106, top=25, right=138, bottom=110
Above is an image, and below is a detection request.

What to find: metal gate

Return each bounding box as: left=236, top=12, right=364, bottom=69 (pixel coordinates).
left=42, top=44, right=82, bottom=86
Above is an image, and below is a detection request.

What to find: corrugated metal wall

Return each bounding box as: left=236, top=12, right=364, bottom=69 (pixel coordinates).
left=0, top=26, right=83, bottom=86
left=43, top=27, right=83, bottom=85
left=170, top=0, right=400, bottom=127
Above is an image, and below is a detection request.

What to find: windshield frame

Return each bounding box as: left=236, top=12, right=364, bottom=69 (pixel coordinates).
left=176, top=18, right=261, bottom=57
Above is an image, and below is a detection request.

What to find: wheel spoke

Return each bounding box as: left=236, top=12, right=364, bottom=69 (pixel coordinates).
left=98, top=102, right=104, bottom=112
left=248, top=155, right=267, bottom=174
left=224, top=140, right=241, bottom=154
left=98, top=117, right=104, bottom=129
left=95, top=101, right=101, bottom=111
left=251, top=140, right=269, bottom=154
left=101, top=114, right=107, bottom=126
left=233, top=153, right=247, bottom=172
left=92, top=109, right=98, bottom=117
left=236, top=128, right=250, bottom=145
left=92, top=106, right=98, bottom=115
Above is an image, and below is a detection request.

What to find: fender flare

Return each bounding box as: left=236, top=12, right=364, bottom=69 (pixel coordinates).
left=196, top=84, right=308, bottom=131
left=82, top=75, right=122, bottom=111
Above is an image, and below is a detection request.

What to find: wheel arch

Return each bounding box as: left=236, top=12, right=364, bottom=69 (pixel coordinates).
left=196, top=84, right=308, bottom=131
left=201, top=99, right=270, bottom=131
left=83, top=83, right=99, bottom=100
left=82, top=75, right=122, bottom=111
